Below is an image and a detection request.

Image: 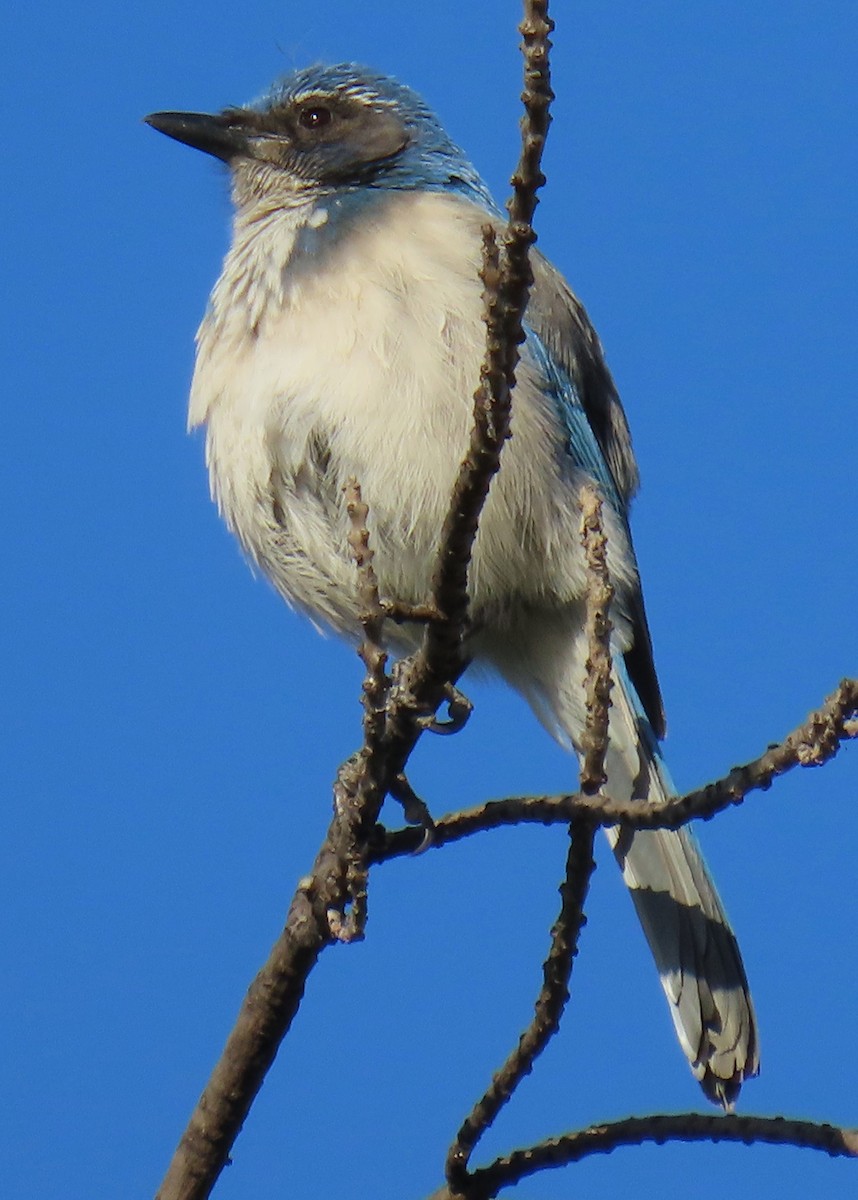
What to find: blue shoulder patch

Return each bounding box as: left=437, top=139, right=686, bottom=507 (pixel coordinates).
left=525, top=325, right=626, bottom=517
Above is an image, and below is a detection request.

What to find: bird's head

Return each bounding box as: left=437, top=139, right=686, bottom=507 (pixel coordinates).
left=145, top=62, right=491, bottom=210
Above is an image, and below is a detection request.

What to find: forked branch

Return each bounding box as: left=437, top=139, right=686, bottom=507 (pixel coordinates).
left=445, top=483, right=604, bottom=1195
left=370, top=676, right=858, bottom=864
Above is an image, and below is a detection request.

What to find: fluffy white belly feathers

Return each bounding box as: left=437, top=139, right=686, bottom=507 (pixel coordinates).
left=192, top=189, right=635, bottom=641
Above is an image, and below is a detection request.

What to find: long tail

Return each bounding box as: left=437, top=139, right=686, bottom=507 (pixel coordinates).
left=489, top=617, right=759, bottom=1106
left=590, top=669, right=759, bottom=1107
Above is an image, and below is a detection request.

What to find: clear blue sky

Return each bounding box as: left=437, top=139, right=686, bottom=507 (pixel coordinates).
left=3, top=3, right=856, bottom=1198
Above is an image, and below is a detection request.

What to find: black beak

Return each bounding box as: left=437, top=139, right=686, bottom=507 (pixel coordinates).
left=144, top=111, right=250, bottom=162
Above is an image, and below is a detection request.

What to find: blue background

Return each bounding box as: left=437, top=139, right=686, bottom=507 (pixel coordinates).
left=3, top=2, right=856, bottom=1197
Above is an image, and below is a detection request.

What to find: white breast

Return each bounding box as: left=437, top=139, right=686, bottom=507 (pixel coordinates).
left=190, top=188, right=635, bottom=643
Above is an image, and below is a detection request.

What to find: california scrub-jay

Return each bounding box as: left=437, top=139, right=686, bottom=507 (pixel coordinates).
left=146, top=62, right=758, bottom=1106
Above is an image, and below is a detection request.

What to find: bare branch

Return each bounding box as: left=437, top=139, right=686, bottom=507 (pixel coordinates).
left=430, top=1113, right=858, bottom=1199
left=579, top=674, right=858, bottom=824
left=372, top=677, right=858, bottom=862
left=577, top=484, right=614, bottom=794
left=444, top=821, right=596, bottom=1194
left=402, top=0, right=554, bottom=692
left=345, top=477, right=390, bottom=744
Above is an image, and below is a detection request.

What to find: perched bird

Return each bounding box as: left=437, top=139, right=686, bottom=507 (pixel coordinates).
left=146, top=63, right=758, bottom=1106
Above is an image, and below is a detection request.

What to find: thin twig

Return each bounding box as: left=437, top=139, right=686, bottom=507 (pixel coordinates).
left=371, top=677, right=858, bottom=862
left=345, top=477, right=390, bottom=744
left=461, top=1112, right=858, bottom=1198
left=398, top=0, right=554, bottom=700
left=326, top=480, right=391, bottom=939
left=577, top=484, right=614, bottom=794
left=444, top=822, right=597, bottom=1194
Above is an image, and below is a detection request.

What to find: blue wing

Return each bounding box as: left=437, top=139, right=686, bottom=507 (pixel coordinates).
left=524, top=276, right=667, bottom=739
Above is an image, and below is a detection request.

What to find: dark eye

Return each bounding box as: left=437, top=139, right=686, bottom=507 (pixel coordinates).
left=299, top=105, right=333, bottom=131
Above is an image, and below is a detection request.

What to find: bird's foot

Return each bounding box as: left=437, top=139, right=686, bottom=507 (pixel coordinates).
left=390, top=772, right=436, bottom=853
left=418, top=683, right=473, bottom=735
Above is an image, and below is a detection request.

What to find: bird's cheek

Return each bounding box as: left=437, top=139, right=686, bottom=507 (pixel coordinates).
left=241, top=135, right=305, bottom=175
left=327, top=113, right=409, bottom=176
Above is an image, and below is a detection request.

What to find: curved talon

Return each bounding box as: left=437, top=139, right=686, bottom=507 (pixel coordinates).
left=390, top=773, right=436, bottom=852
left=420, top=684, right=473, bottom=735
left=413, top=825, right=435, bottom=855
left=446, top=684, right=473, bottom=729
